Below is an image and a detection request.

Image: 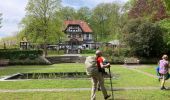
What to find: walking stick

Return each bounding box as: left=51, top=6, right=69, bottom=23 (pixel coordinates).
left=108, top=67, right=114, bottom=100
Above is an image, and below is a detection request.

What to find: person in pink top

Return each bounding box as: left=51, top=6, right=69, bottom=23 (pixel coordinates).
left=159, top=54, right=169, bottom=90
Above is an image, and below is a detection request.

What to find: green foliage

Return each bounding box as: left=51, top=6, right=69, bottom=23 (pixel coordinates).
left=0, top=49, right=43, bottom=59
left=139, top=57, right=159, bottom=64
left=20, top=0, right=63, bottom=56
left=164, top=0, right=170, bottom=11
left=76, top=7, right=91, bottom=22
left=128, top=0, right=167, bottom=21
left=123, top=19, right=166, bottom=57
left=158, top=19, right=170, bottom=44
left=99, top=45, right=130, bottom=63
left=91, top=3, right=123, bottom=42
left=28, top=54, right=38, bottom=59
left=81, top=49, right=96, bottom=54
left=59, top=6, right=76, bottom=20
left=158, top=19, right=170, bottom=54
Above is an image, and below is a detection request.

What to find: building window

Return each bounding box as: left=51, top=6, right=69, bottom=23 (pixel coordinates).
left=86, top=34, right=89, bottom=39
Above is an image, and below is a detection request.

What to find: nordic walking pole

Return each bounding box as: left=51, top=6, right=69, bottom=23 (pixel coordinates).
left=108, top=67, right=114, bottom=100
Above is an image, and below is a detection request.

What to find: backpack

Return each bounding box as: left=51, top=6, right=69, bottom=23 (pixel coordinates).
left=85, top=56, right=99, bottom=76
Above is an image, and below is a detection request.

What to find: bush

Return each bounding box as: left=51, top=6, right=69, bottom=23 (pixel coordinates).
left=139, top=57, right=159, bottom=64
left=9, top=56, right=51, bottom=65
left=28, top=54, right=38, bottom=60
left=19, top=53, right=27, bottom=60
left=123, top=18, right=166, bottom=57
left=110, top=56, right=124, bottom=64
left=0, top=49, right=43, bottom=60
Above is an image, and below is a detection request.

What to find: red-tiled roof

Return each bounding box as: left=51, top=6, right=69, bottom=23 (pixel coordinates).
left=64, top=20, right=93, bottom=33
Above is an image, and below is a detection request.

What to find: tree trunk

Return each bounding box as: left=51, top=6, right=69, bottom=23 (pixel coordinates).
left=43, top=43, right=47, bottom=57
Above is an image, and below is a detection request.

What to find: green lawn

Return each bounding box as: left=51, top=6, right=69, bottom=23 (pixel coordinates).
left=0, top=90, right=170, bottom=100
left=135, top=65, right=157, bottom=75
left=0, top=63, right=170, bottom=99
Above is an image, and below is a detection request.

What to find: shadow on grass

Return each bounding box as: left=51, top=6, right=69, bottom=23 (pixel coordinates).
left=108, top=99, right=128, bottom=100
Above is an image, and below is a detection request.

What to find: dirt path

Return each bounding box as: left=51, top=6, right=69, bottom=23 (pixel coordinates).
left=0, top=86, right=167, bottom=93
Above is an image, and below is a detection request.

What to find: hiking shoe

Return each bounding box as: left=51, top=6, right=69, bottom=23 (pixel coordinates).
left=98, top=88, right=101, bottom=91
left=158, top=78, right=160, bottom=82
left=160, top=86, right=166, bottom=90
left=104, top=95, right=111, bottom=100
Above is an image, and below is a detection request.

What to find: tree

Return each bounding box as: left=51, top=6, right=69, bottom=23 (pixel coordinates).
left=59, top=6, right=76, bottom=20
left=123, top=18, right=166, bottom=57
left=76, top=7, right=91, bottom=22
left=21, top=0, right=62, bottom=56
left=0, top=13, right=2, bottom=28
left=164, top=0, right=170, bottom=11
left=159, top=19, right=170, bottom=53
left=91, top=3, right=122, bottom=42
left=128, top=0, right=168, bottom=21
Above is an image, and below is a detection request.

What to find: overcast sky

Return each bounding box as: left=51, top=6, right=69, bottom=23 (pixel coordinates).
left=0, top=0, right=128, bottom=39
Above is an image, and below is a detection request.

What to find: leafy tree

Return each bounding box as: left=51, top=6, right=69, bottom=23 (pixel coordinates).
left=159, top=19, right=170, bottom=53
left=164, top=0, right=170, bottom=11
left=76, top=7, right=91, bottom=22
left=21, top=0, right=63, bottom=56
left=123, top=18, right=166, bottom=57
left=91, top=3, right=122, bottom=42
left=59, top=6, right=76, bottom=20
left=128, top=0, right=168, bottom=21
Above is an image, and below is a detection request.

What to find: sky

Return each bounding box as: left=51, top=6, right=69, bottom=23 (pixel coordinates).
left=0, top=0, right=128, bottom=39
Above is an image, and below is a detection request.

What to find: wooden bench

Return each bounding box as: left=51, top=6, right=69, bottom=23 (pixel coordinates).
left=0, top=59, right=9, bottom=66
left=124, top=57, right=139, bottom=64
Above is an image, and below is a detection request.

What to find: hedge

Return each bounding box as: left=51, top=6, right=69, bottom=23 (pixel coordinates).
left=0, top=49, right=43, bottom=60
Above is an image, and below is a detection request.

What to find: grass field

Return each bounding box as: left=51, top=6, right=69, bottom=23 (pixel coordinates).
left=0, top=90, right=170, bottom=100
left=0, top=63, right=170, bottom=100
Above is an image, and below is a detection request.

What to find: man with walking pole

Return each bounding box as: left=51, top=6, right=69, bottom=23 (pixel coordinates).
left=85, top=50, right=113, bottom=100
left=95, top=50, right=112, bottom=100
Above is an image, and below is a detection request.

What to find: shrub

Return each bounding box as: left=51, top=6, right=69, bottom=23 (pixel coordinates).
left=139, top=57, right=159, bottom=64
left=28, top=54, right=38, bottom=60
left=110, top=56, right=124, bottom=64
left=0, top=49, right=43, bottom=60
left=19, top=53, right=27, bottom=60
left=123, top=18, right=166, bottom=58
